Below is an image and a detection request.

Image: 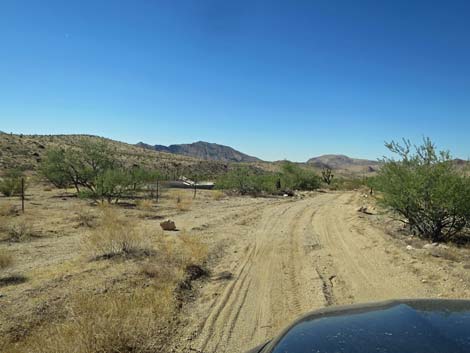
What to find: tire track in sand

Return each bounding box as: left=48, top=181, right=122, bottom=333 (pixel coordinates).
left=191, top=198, right=327, bottom=353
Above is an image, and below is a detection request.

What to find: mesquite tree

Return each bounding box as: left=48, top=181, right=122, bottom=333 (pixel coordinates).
left=375, top=138, right=470, bottom=242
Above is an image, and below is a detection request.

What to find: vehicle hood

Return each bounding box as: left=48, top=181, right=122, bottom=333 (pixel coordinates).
left=260, top=299, right=470, bottom=353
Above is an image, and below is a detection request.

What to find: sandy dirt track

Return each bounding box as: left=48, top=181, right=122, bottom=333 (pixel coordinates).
left=171, top=191, right=470, bottom=353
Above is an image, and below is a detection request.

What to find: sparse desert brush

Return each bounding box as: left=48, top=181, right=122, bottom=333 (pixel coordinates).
left=179, top=231, right=208, bottom=265
left=0, top=249, right=14, bottom=270
left=12, top=288, right=175, bottom=353
left=161, top=231, right=208, bottom=268
left=175, top=191, right=192, bottom=211
left=140, top=232, right=207, bottom=287
left=212, top=190, right=225, bottom=200
left=1, top=216, right=35, bottom=242
left=0, top=201, right=18, bottom=217
left=74, top=205, right=96, bottom=227
left=141, top=260, right=183, bottom=285
left=0, top=169, right=27, bottom=196
left=85, top=207, right=153, bottom=259
left=136, top=199, right=154, bottom=211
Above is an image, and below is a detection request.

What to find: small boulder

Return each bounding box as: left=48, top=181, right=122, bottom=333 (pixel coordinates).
left=160, top=220, right=176, bottom=231
left=423, top=243, right=439, bottom=249
left=212, top=271, right=233, bottom=281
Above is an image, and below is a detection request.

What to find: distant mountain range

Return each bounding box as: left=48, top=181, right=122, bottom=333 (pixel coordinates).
left=136, top=141, right=380, bottom=172
left=307, top=154, right=380, bottom=172
left=136, top=141, right=262, bottom=163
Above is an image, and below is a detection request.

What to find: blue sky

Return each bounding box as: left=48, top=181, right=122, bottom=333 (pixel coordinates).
left=1, top=1, right=470, bottom=161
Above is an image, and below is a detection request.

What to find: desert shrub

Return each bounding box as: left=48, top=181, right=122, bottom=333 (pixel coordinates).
left=41, top=141, right=162, bottom=203
left=331, top=177, right=367, bottom=191
left=216, top=166, right=279, bottom=195
left=178, top=232, right=208, bottom=265
left=2, top=216, right=35, bottom=242
left=212, top=190, right=225, bottom=200
left=74, top=206, right=96, bottom=227
left=0, top=202, right=18, bottom=217
left=375, top=138, right=470, bottom=242
left=0, top=249, right=13, bottom=270
left=11, top=288, right=175, bottom=353
left=136, top=199, right=154, bottom=211
left=85, top=207, right=153, bottom=259
left=0, top=169, right=27, bottom=196
left=141, top=231, right=207, bottom=286
left=279, top=161, right=321, bottom=191
left=175, top=191, right=192, bottom=211
left=39, top=149, right=73, bottom=189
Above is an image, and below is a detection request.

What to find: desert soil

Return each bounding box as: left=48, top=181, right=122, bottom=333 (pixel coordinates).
left=2, top=189, right=470, bottom=352
left=169, top=191, right=470, bottom=353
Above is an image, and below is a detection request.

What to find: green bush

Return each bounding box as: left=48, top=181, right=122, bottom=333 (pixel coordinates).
left=279, top=161, right=321, bottom=191
left=216, top=162, right=320, bottom=195
left=375, top=138, right=470, bottom=242
left=40, top=139, right=116, bottom=193
left=216, top=167, right=277, bottom=195
left=0, top=169, right=26, bottom=196
left=40, top=139, right=164, bottom=203
left=330, top=177, right=367, bottom=191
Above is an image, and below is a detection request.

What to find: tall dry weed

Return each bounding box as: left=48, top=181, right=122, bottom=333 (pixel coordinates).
left=85, top=207, right=153, bottom=259
left=0, top=249, right=13, bottom=270
left=174, top=191, right=192, bottom=211
left=9, top=288, right=175, bottom=353
left=1, top=216, right=35, bottom=242
left=136, top=199, right=154, bottom=211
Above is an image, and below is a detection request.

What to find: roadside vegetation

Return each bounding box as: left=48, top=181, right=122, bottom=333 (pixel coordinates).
left=0, top=193, right=208, bottom=352
left=3, top=133, right=470, bottom=353
left=0, top=169, right=28, bottom=197
left=374, top=138, right=470, bottom=243
left=40, top=139, right=164, bottom=203
left=0, top=138, right=211, bottom=352
left=216, top=161, right=321, bottom=195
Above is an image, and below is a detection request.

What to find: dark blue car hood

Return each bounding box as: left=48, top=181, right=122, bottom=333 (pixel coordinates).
left=258, top=299, right=470, bottom=353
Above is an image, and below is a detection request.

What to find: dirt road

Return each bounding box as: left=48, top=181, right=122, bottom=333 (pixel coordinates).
left=172, top=192, right=470, bottom=353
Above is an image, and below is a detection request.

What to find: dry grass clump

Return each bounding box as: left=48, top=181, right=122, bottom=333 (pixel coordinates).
left=74, top=205, right=96, bottom=228
left=7, top=288, right=175, bottom=353
left=179, top=232, right=208, bottom=265
left=212, top=190, right=225, bottom=201
left=0, top=249, right=14, bottom=270
left=141, top=231, right=208, bottom=286
left=1, top=216, right=35, bottom=242
left=173, top=191, right=192, bottom=211
left=85, top=207, right=153, bottom=259
left=428, top=246, right=460, bottom=262
left=136, top=199, right=154, bottom=211
left=0, top=201, right=18, bottom=217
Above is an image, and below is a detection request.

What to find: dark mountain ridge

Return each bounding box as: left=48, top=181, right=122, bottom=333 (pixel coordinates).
left=136, top=141, right=262, bottom=163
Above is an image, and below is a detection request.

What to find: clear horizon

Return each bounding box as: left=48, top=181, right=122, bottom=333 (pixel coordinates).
left=1, top=1, right=470, bottom=162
